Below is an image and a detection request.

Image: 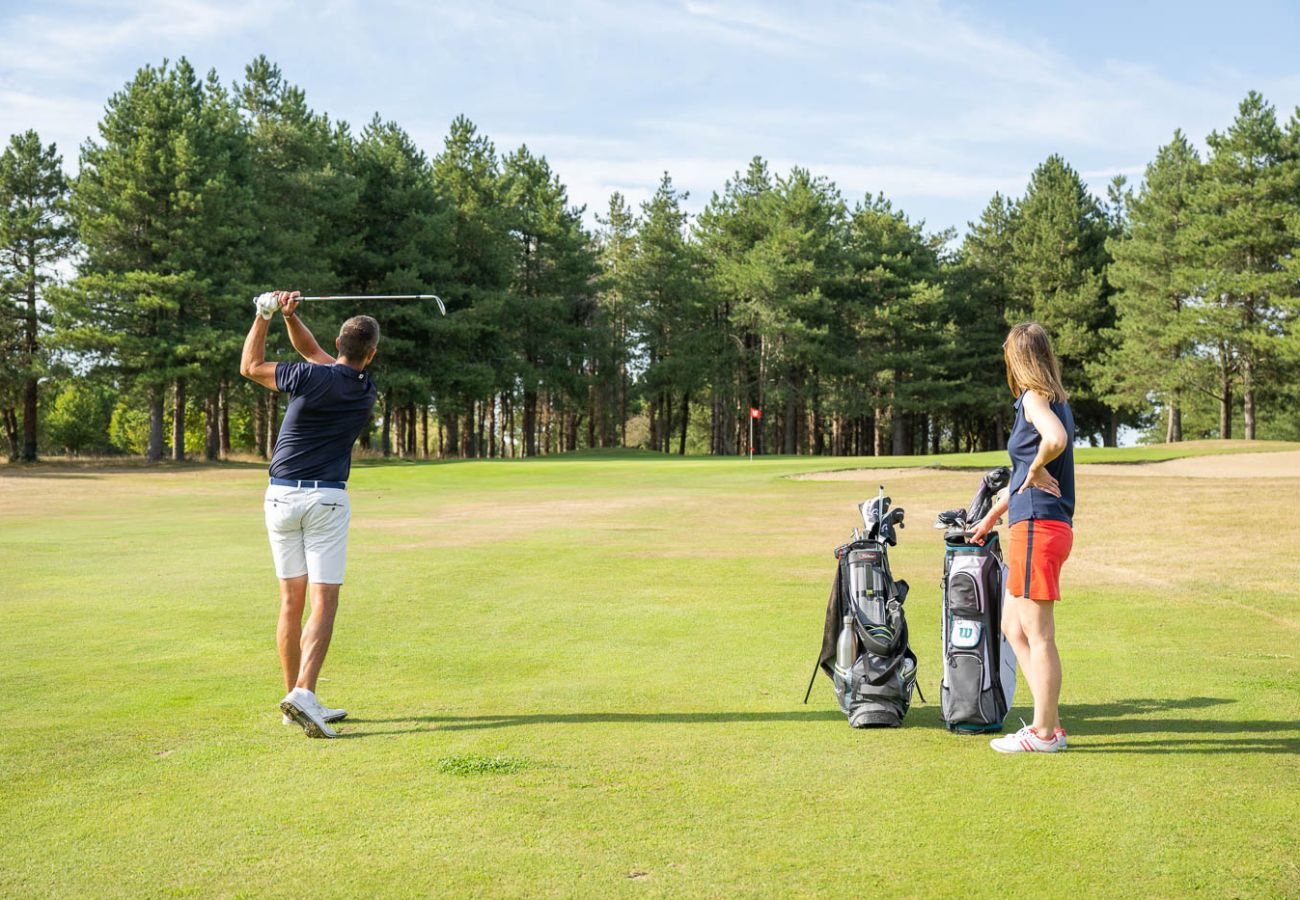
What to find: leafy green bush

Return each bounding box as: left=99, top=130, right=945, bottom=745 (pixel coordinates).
left=44, top=382, right=114, bottom=455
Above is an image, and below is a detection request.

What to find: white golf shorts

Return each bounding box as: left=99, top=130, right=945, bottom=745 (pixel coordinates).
left=264, top=484, right=352, bottom=584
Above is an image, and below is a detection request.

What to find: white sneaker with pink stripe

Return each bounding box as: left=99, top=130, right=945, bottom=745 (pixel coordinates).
left=990, top=721, right=1062, bottom=753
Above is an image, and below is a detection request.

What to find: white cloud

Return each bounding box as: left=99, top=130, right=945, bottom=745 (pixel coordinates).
left=1, top=0, right=1297, bottom=234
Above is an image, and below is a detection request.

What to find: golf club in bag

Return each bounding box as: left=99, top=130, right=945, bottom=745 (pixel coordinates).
left=804, top=486, right=920, bottom=728
left=933, top=467, right=1017, bottom=733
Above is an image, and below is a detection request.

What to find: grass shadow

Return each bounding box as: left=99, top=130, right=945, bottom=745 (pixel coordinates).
left=339, top=708, right=844, bottom=738
left=339, top=696, right=1300, bottom=754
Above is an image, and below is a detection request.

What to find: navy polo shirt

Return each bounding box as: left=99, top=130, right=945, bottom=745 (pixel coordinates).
left=1007, top=392, right=1076, bottom=526
left=268, top=362, right=378, bottom=484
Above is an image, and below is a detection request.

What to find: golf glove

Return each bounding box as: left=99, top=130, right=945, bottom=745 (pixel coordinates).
left=254, top=292, right=280, bottom=320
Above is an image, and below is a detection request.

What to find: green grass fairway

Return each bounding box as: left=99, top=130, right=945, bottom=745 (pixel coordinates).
left=2, top=447, right=1298, bottom=896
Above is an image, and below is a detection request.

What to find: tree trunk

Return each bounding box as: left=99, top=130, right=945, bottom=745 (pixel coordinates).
left=422, top=405, right=430, bottom=459
left=1167, top=399, right=1182, bottom=443
left=505, top=395, right=515, bottom=458
left=1219, top=365, right=1232, bottom=441
left=1104, top=411, right=1118, bottom=448
left=147, top=386, right=165, bottom=462
left=218, top=381, right=231, bottom=457
left=783, top=394, right=796, bottom=455
left=20, top=277, right=38, bottom=461
left=3, top=407, right=19, bottom=461
left=444, top=412, right=459, bottom=459
left=542, top=393, right=552, bottom=455
left=1242, top=359, right=1255, bottom=440
left=477, top=401, right=488, bottom=458
left=679, top=391, right=690, bottom=456
left=20, top=375, right=37, bottom=462
left=523, top=389, right=538, bottom=457
left=254, top=390, right=267, bottom=459
left=204, top=394, right=219, bottom=461
left=620, top=362, right=628, bottom=447
left=171, top=379, right=186, bottom=461
left=665, top=392, right=676, bottom=452
left=381, top=391, right=393, bottom=457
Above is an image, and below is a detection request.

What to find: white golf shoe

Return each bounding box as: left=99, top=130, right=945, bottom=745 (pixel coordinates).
left=990, top=721, right=1062, bottom=754
left=279, top=687, right=339, bottom=739
left=282, top=700, right=347, bottom=725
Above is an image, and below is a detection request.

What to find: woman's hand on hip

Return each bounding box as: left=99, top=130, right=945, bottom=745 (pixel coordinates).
left=1020, top=466, right=1061, bottom=497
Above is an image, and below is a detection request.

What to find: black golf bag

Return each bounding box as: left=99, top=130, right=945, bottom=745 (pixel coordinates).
left=805, top=489, right=920, bottom=728
left=935, top=468, right=1016, bottom=733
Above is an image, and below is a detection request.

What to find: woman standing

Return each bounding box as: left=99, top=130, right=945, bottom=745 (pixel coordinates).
left=969, top=323, right=1075, bottom=754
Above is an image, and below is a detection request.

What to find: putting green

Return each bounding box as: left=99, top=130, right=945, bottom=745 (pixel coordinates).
left=1, top=446, right=1297, bottom=896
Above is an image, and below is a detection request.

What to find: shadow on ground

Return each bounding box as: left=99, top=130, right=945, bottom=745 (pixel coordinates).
left=339, top=696, right=1299, bottom=754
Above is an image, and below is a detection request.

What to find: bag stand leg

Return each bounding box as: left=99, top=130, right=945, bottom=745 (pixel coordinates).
left=802, top=658, right=821, bottom=704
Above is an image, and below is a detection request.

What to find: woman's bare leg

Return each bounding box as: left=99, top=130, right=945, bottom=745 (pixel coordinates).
left=1018, top=597, right=1061, bottom=737
left=1001, top=590, right=1032, bottom=683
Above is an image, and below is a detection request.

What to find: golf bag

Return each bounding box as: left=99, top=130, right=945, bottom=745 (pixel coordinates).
left=805, top=489, right=920, bottom=728
left=935, top=468, right=1016, bottom=733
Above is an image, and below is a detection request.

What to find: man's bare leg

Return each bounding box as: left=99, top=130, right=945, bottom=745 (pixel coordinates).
left=296, top=583, right=340, bottom=693
left=276, top=576, right=308, bottom=692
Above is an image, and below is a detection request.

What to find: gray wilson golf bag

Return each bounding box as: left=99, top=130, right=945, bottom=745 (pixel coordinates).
left=933, top=468, right=1017, bottom=733
left=804, top=487, right=920, bottom=728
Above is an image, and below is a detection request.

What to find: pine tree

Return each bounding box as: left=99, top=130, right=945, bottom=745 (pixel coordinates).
left=627, top=173, right=701, bottom=453
left=1009, top=155, right=1117, bottom=443
left=431, top=116, right=512, bottom=457
left=594, top=192, right=637, bottom=447
left=947, top=192, right=1020, bottom=451
left=695, top=157, right=775, bottom=454
left=59, top=59, right=253, bottom=461
left=845, top=195, right=946, bottom=455
left=1188, top=92, right=1300, bottom=439
left=1101, top=131, right=1203, bottom=442
left=0, top=131, right=73, bottom=462
left=498, top=145, right=596, bottom=456
left=758, top=168, right=847, bottom=455
left=338, top=115, right=451, bottom=457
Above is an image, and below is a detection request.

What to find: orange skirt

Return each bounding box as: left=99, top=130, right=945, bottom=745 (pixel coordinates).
left=1006, top=519, right=1072, bottom=601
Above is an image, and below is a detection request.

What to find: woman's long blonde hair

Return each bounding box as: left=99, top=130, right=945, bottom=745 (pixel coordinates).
left=1004, top=323, right=1068, bottom=402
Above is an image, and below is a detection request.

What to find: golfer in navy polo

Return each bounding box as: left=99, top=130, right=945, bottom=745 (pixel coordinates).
left=240, top=290, right=379, bottom=738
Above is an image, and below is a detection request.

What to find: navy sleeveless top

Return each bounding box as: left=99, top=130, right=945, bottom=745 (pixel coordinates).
left=1007, top=392, right=1076, bottom=526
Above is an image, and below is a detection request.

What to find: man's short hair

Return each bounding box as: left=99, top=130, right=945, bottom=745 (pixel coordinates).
left=338, top=315, right=380, bottom=361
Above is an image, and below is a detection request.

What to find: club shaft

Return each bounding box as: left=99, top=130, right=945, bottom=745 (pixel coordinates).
left=299, top=295, right=440, bottom=301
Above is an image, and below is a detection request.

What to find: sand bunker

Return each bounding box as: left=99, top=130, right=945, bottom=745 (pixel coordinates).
left=789, top=467, right=946, bottom=482
left=1079, top=449, right=1300, bottom=479
left=794, top=450, right=1300, bottom=482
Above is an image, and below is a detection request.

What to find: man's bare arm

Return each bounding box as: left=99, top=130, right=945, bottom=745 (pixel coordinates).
left=239, top=313, right=279, bottom=391
left=279, top=292, right=335, bottom=365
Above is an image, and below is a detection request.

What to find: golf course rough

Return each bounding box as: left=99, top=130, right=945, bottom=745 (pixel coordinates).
left=1, top=444, right=1297, bottom=896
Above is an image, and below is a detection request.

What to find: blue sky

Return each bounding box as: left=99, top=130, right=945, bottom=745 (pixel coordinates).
left=3, top=0, right=1300, bottom=233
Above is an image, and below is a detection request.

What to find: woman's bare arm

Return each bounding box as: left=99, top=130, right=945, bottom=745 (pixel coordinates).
left=1020, top=391, right=1066, bottom=497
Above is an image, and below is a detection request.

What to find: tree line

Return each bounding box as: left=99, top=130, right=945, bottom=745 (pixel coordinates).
left=2, top=57, right=1297, bottom=462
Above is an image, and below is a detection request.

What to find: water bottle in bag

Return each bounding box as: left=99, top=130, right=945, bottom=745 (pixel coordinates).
left=835, top=614, right=857, bottom=683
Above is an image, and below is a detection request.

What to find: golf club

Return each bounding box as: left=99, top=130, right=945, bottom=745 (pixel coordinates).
left=299, top=294, right=446, bottom=315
